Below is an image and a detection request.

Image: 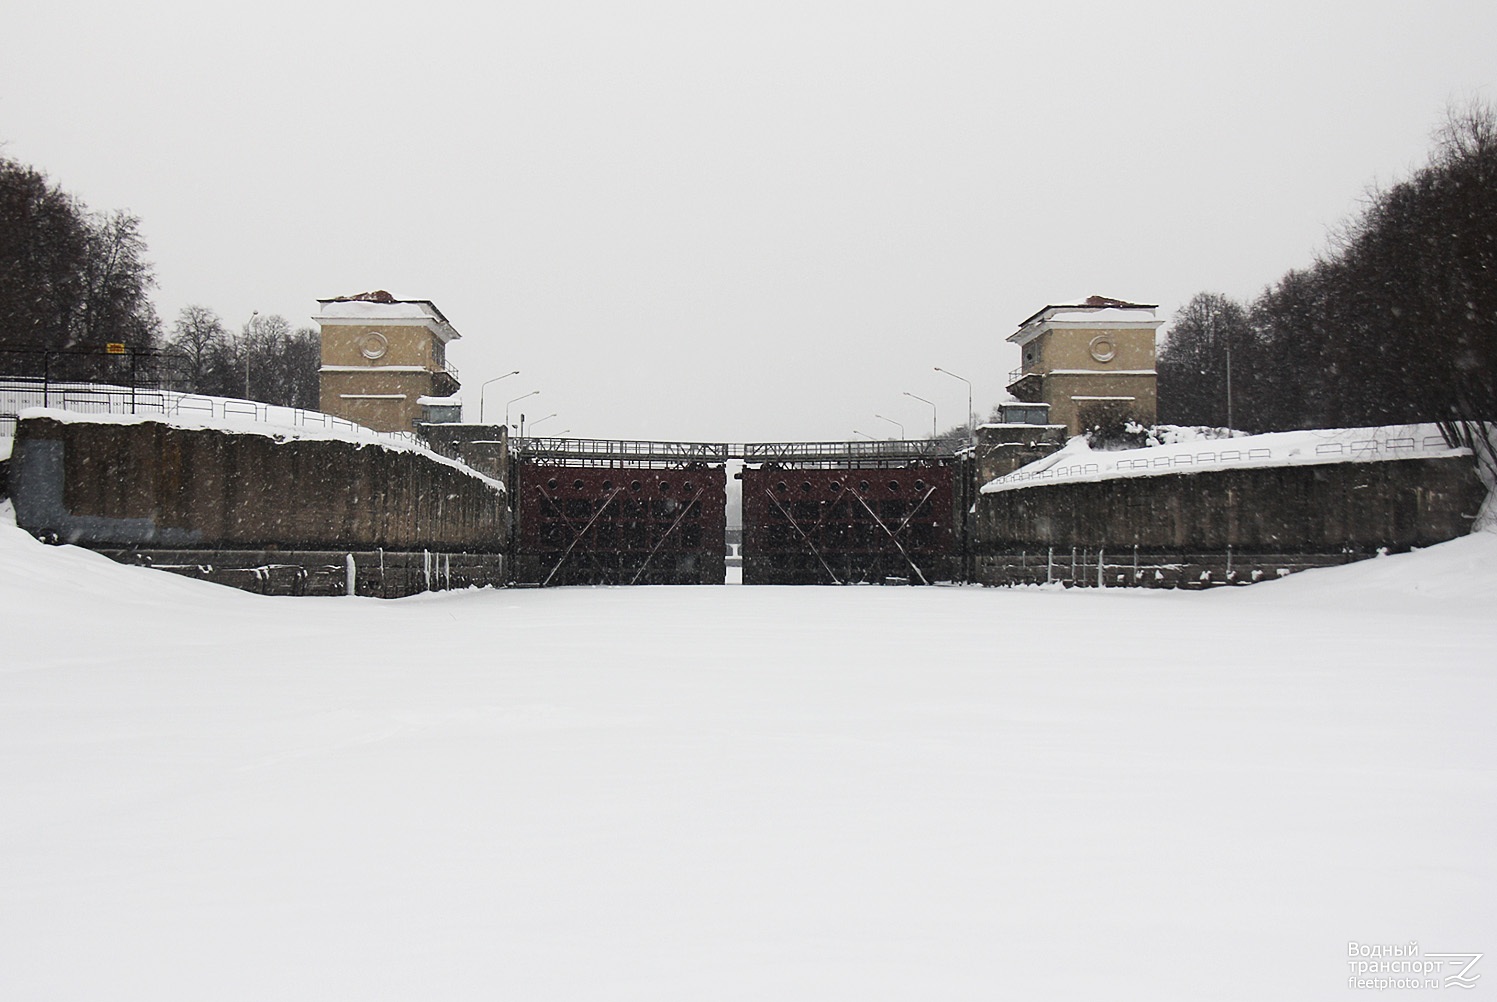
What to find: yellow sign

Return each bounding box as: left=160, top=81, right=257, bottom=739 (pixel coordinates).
left=105, top=342, right=127, bottom=355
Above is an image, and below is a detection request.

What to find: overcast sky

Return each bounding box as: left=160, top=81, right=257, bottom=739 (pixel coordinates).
left=4, top=0, right=1494, bottom=442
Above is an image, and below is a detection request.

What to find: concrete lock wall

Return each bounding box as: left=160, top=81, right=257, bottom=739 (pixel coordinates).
left=10, top=415, right=508, bottom=552
left=973, top=456, right=1483, bottom=586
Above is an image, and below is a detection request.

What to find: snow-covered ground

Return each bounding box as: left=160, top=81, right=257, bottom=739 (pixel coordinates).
left=2, top=517, right=1493, bottom=1000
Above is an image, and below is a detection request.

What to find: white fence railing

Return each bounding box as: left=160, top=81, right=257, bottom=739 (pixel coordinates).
left=0, top=379, right=420, bottom=447
left=985, top=428, right=1466, bottom=493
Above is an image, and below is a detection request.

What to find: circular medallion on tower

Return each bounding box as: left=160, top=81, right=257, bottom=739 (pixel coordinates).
left=358, top=331, right=389, bottom=360
left=1089, top=334, right=1117, bottom=363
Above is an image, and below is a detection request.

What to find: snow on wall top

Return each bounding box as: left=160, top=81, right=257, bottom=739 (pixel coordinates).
left=16, top=407, right=505, bottom=494
left=980, top=423, right=1469, bottom=494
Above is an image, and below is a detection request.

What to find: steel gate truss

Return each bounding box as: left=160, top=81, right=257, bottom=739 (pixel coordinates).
left=506, top=439, right=962, bottom=587
left=847, top=484, right=938, bottom=585
left=512, top=461, right=726, bottom=586
left=761, top=487, right=844, bottom=585
left=629, top=487, right=705, bottom=585
left=539, top=484, right=624, bottom=587
left=741, top=464, right=959, bottom=586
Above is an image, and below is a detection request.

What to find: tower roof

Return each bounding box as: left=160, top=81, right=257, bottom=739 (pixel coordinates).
left=1008, top=295, right=1159, bottom=345
left=1014, top=295, right=1157, bottom=329
left=315, top=292, right=460, bottom=341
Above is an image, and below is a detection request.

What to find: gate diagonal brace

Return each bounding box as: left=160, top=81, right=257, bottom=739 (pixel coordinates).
left=536, top=485, right=618, bottom=579
left=894, top=485, right=939, bottom=538
left=543, top=487, right=625, bottom=587
left=843, top=492, right=899, bottom=585
left=629, top=489, right=703, bottom=586
left=849, top=486, right=936, bottom=586
left=764, top=489, right=843, bottom=585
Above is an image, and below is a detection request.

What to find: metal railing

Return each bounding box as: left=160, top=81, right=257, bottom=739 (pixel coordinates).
left=983, top=431, right=1467, bottom=492
left=509, top=437, right=963, bottom=468
left=1007, top=367, right=1038, bottom=386
left=513, top=437, right=731, bottom=466
left=976, top=545, right=1364, bottom=589
left=0, top=377, right=419, bottom=447
left=742, top=439, right=959, bottom=464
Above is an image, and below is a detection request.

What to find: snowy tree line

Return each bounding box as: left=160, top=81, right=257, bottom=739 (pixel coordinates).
left=165, top=306, right=320, bottom=409
left=1159, top=102, right=1496, bottom=458
left=2, top=153, right=318, bottom=408
left=0, top=156, right=160, bottom=361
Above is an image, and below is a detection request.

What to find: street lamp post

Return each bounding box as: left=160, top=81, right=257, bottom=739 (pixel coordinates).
left=530, top=413, right=558, bottom=434
left=244, top=310, right=258, bottom=399
left=851, top=429, right=874, bottom=441
left=1225, top=341, right=1233, bottom=431
left=903, top=391, right=937, bottom=439
left=874, top=413, right=905, bottom=439
left=934, top=366, right=973, bottom=445
left=479, top=370, right=520, bottom=423
left=506, top=390, right=539, bottom=430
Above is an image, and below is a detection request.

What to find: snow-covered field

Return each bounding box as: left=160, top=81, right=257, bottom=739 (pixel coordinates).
left=2, top=518, right=1494, bottom=1000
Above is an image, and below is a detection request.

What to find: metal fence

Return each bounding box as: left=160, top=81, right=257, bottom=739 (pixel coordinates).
left=509, top=437, right=963, bottom=469
left=976, top=545, right=1363, bottom=589
left=742, top=439, right=959, bottom=467
left=1, top=341, right=436, bottom=445
left=0, top=374, right=419, bottom=447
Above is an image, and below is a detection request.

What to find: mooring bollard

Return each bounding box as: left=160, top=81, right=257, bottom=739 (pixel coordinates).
left=345, top=553, right=356, bottom=596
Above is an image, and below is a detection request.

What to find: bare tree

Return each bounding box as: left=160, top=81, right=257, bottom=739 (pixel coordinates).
left=70, top=209, right=160, bottom=353
left=1, top=154, right=160, bottom=374
left=1163, top=101, right=1496, bottom=457
left=1430, top=100, right=1497, bottom=528
left=202, top=313, right=319, bottom=407
left=0, top=157, right=87, bottom=354
left=165, top=305, right=227, bottom=392
left=1157, top=292, right=1251, bottom=428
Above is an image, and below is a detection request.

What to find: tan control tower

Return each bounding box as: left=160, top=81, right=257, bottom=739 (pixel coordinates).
left=1005, top=295, right=1161, bottom=436
left=316, top=291, right=461, bottom=433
